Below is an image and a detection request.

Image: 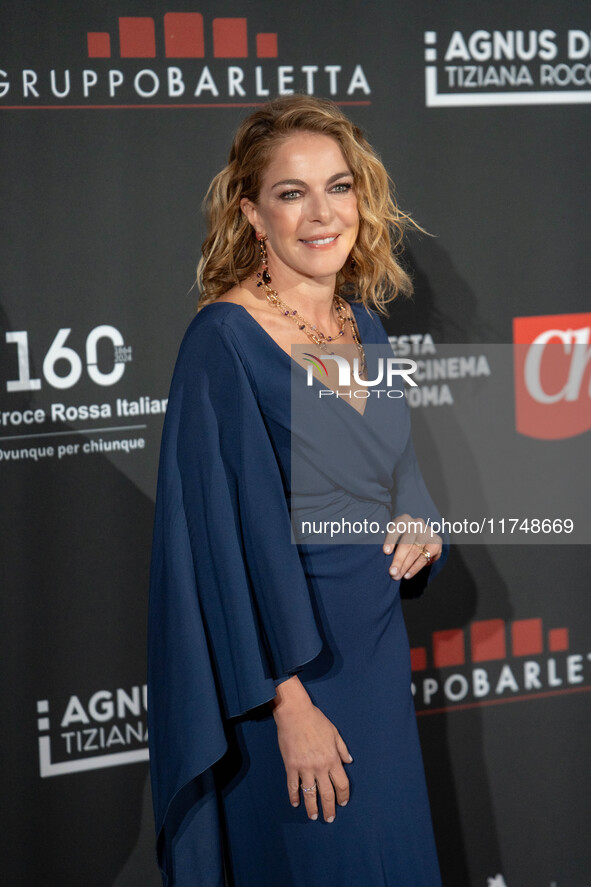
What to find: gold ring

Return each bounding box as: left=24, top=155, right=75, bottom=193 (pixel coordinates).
left=422, top=548, right=432, bottom=561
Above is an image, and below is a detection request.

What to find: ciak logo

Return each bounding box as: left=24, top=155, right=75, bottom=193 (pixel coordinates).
left=513, top=312, right=591, bottom=440
left=411, top=614, right=591, bottom=715
left=0, top=11, right=371, bottom=108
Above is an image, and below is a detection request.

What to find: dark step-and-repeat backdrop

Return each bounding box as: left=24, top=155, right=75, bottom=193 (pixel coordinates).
left=1, top=2, right=589, bottom=886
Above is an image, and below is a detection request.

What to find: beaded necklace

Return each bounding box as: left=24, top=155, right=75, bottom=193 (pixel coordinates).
left=255, top=238, right=366, bottom=373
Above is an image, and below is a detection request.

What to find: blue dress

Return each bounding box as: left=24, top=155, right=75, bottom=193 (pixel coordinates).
left=148, top=300, right=446, bottom=887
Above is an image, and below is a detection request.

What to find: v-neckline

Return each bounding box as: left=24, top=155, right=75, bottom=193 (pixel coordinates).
left=211, top=300, right=371, bottom=418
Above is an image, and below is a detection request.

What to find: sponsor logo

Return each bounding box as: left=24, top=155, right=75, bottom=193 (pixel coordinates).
left=0, top=324, right=167, bottom=461
left=0, top=11, right=371, bottom=108
left=424, top=29, right=591, bottom=107
left=388, top=334, right=491, bottom=408
left=513, top=312, right=591, bottom=440
left=411, top=615, right=591, bottom=715
left=36, top=684, right=148, bottom=777
left=3, top=325, right=131, bottom=395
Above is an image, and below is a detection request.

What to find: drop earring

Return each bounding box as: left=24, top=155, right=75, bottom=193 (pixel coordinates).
left=256, top=234, right=272, bottom=285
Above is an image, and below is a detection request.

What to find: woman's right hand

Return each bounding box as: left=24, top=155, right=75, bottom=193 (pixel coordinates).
left=270, top=675, right=353, bottom=823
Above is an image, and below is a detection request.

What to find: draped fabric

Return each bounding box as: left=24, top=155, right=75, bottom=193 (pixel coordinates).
left=148, top=301, right=447, bottom=886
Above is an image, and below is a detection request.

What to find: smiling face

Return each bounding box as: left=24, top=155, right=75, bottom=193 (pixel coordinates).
left=240, top=132, right=359, bottom=288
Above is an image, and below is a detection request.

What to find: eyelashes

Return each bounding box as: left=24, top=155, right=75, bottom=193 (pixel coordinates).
left=278, top=189, right=302, bottom=201
left=331, top=182, right=354, bottom=194
left=278, top=182, right=354, bottom=201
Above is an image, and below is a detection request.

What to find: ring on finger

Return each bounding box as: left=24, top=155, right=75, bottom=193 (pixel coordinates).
left=301, top=782, right=317, bottom=793
left=412, top=540, right=431, bottom=561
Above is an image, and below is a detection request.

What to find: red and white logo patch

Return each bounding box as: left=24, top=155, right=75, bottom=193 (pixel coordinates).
left=513, top=312, right=591, bottom=439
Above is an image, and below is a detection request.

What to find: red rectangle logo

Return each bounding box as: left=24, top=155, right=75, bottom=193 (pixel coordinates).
left=471, top=619, right=506, bottom=662
left=256, top=33, right=278, bottom=58
left=512, top=618, right=543, bottom=657
left=213, top=18, right=248, bottom=58
left=548, top=627, right=569, bottom=652
left=87, top=33, right=111, bottom=59
left=164, top=13, right=204, bottom=58
left=410, top=647, right=427, bottom=672
left=119, top=17, right=156, bottom=58
left=433, top=629, right=465, bottom=668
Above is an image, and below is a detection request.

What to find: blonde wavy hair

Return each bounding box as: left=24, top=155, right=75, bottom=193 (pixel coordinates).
left=197, top=95, right=422, bottom=313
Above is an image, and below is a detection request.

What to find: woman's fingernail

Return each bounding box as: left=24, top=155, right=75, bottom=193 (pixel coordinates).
left=311, top=813, right=318, bottom=821
left=404, top=572, right=411, bottom=579
left=390, top=568, right=399, bottom=578
left=340, top=799, right=349, bottom=806
left=292, top=802, right=299, bottom=807
left=348, top=754, right=353, bottom=762
left=326, top=816, right=335, bottom=823
left=384, top=545, right=392, bottom=554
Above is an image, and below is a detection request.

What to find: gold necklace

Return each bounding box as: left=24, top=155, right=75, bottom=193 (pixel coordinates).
left=266, top=289, right=366, bottom=374
left=255, top=236, right=366, bottom=372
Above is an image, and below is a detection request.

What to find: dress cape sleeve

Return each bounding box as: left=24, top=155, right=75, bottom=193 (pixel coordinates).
left=147, top=316, right=323, bottom=886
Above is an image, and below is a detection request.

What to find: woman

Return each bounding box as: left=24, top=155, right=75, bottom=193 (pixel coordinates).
left=148, top=95, right=446, bottom=887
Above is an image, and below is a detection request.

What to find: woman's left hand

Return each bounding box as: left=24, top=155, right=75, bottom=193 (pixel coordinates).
left=382, top=513, right=442, bottom=580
